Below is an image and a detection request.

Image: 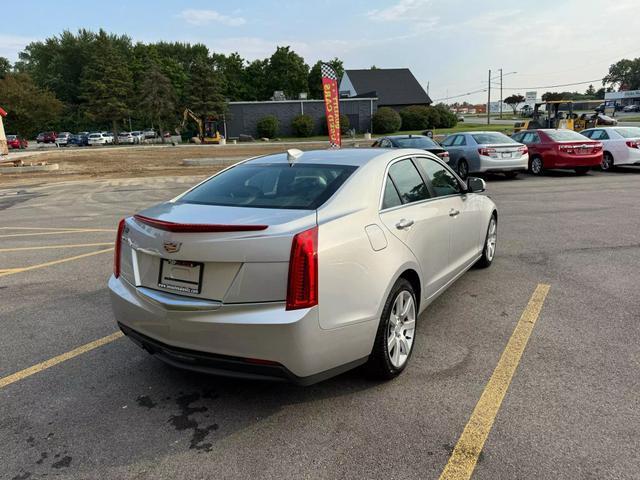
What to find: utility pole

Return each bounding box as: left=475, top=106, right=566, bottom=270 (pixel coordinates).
left=487, top=69, right=491, bottom=125
left=499, top=68, right=503, bottom=120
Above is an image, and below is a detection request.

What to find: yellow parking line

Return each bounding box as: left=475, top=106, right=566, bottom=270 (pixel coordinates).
left=0, top=332, right=124, bottom=389
left=0, top=242, right=113, bottom=253
left=0, top=248, right=114, bottom=278
left=0, top=229, right=114, bottom=238
left=439, top=283, right=551, bottom=480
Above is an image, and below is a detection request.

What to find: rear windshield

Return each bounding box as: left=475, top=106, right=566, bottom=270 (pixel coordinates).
left=394, top=137, right=440, bottom=149
left=471, top=132, right=516, bottom=144
left=7, top=135, right=16, bottom=140
left=180, top=163, right=358, bottom=210
left=613, top=127, right=640, bottom=138
left=545, top=130, right=589, bottom=142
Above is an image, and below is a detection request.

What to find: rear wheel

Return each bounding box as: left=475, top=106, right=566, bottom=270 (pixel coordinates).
left=365, top=278, right=417, bottom=380
left=530, top=156, right=544, bottom=175
left=601, top=152, right=614, bottom=171
left=457, top=159, right=469, bottom=180
left=575, top=167, right=590, bottom=175
left=475, top=214, right=497, bottom=269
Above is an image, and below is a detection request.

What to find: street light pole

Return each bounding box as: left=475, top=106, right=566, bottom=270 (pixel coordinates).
left=500, top=68, right=503, bottom=120
left=487, top=69, right=491, bottom=125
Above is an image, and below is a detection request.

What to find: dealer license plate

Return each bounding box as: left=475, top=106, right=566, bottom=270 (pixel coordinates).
left=158, top=259, right=203, bottom=294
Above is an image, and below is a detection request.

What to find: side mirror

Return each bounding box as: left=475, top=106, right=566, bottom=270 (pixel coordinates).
left=467, top=177, right=486, bottom=193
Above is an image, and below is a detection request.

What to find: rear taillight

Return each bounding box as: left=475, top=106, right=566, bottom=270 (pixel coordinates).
left=286, top=226, right=318, bottom=310
left=626, top=140, right=640, bottom=149
left=592, top=142, right=603, bottom=152
left=437, top=151, right=450, bottom=161
left=114, top=218, right=125, bottom=278
left=558, top=144, right=575, bottom=154
left=478, top=147, right=496, bottom=157
left=518, top=145, right=528, bottom=155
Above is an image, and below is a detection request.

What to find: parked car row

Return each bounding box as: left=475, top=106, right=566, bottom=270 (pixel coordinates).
left=29, top=129, right=160, bottom=147
left=373, top=127, right=640, bottom=178
left=6, top=134, right=28, bottom=149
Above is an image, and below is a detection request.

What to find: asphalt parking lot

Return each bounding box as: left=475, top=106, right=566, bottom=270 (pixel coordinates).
left=1, top=168, right=639, bottom=479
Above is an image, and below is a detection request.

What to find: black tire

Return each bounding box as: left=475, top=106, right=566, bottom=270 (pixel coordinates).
left=365, top=278, right=417, bottom=380
left=601, top=152, right=614, bottom=171
left=529, top=156, right=544, bottom=175
left=575, top=167, right=590, bottom=175
left=504, top=171, right=518, bottom=179
left=475, top=214, right=497, bottom=269
left=457, top=159, right=469, bottom=180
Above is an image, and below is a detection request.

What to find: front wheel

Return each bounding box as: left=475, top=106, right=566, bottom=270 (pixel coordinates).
left=530, top=156, right=544, bottom=175
left=457, top=159, right=469, bottom=180
left=601, top=152, right=614, bottom=171
left=365, top=279, right=417, bottom=380
left=475, top=215, right=497, bottom=269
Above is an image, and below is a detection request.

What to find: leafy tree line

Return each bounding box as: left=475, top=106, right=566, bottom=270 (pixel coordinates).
left=0, top=29, right=344, bottom=137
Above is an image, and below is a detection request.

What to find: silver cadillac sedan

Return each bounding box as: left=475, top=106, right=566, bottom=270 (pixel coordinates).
left=109, top=148, right=497, bottom=385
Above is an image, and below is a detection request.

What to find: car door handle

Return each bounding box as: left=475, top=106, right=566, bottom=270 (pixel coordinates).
left=395, top=218, right=414, bottom=229
left=449, top=209, right=460, bottom=217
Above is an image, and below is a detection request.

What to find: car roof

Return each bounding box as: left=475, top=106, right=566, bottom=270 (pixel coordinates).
left=383, top=134, right=430, bottom=139
left=246, top=148, right=428, bottom=167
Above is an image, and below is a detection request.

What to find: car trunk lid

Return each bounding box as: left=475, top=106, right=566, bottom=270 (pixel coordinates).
left=477, top=143, right=527, bottom=159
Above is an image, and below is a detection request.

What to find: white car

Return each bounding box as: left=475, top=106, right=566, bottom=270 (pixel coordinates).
left=580, top=127, right=640, bottom=171
left=87, top=133, right=107, bottom=145
left=109, top=148, right=498, bottom=385
left=118, top=132, right=136, bottom=144
left=101, top=132, right=114, bottom=144
left=55, top=132, right=72, bottom=147
left=131, top=131, right=145, bottom=143
left=143, top=129, right=157, bottom=139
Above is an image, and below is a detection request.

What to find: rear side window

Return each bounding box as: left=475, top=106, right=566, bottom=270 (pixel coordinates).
left=589, top=130, right=609, bottom=140
left=179, top=163, right=357, bottom=210
left=382, top=175, right=402, bottom=209
left=388, top=159, right=430, bottom=204
left=416, top=157, right=461, bottom=197
left=522, top=132, right=540, bottom=144
left=452, top=135, right=467, bottom=146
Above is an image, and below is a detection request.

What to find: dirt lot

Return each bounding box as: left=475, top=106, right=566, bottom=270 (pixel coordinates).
left=0, top=141, right=346, bottom=187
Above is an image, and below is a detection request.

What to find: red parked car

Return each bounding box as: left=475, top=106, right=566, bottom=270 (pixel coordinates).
left=512, top=129, right=603, bottom=175
left=36, top=131, right=57, bottom=144
left=6, top=134, right=28, bottom=149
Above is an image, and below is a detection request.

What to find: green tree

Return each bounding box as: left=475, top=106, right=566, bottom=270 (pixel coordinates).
left=266, top=46, right=309, bottom=99
left=0, top=57, right=11, bottom=78
left=503, top=94, right=526, bottom=114
left=79, top=31, right=133, bottom=133
left=308, top=58, right=344, bottom=99
left=604, top=58, right=640, bottom=90
left=0, top=73, right=63, bottom=137
left=585, top=84, right=596, bottom=96
left=184, top=57, right=227, bottom=122
left=140, top=66, right=177, bottom=143
left=245, top=59, right=270, bottom=100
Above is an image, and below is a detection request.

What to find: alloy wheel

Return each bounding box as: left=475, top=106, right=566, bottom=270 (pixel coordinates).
left=530, top=157, right=543, bottom=175
left=601, top=153, right=613, bottom=171
left=485, top=217, right=497, bottom=261
left=387, top=290, right=416, bottom=368
left=457, top=160, right=469, bottom=180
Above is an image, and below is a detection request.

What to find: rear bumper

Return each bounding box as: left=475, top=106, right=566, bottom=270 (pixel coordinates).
left=548, top=152, right=602, bottom=168
left=108, top=276, right=373, bottom=384
left=476, top=154, right=528, bottom=173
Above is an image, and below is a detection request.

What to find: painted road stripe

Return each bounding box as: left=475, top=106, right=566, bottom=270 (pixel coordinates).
left=0, top=229, right=114, bottom=238
left=439, top=283, right=551, bottom=480
left=0, top=248, right=113, bottom=278
left=0, top=242, right=113, bottom=253
left=0, top=332, right=124, bottom=389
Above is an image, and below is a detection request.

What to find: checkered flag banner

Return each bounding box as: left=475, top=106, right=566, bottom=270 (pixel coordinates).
left=321, top=64, right=341, bottom=148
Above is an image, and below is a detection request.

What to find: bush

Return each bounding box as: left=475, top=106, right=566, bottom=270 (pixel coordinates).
left=399, top=105, right=431, bottom=130
left=372, top=107, right=402, bottom=133
left=433, top=104, right=458, bottom=128
left=339, top=114, right=350, bottom=134
left=257, top=115, right=279, bottom=138
left=291, top=114, right=315, bottom=137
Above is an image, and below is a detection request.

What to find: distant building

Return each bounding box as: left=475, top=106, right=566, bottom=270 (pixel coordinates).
left=339, top=68, right=432, bottom=110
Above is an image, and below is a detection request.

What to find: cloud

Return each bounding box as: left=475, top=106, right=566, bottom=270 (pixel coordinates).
left=178, top=9, right=246, bottom=27
left=367, top=0, right=430, bottom=22
left=0, top=34, right=35, bottom=60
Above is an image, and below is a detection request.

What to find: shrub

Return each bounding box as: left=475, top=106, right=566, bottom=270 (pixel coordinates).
left=399, top=105, right=431, bottom=130
left=372, top=107, right=401, bottom=133
left=339, top=114, right=350, bottom=134
left=291, top=114, right=315, bottom=137
left=257, top=115, right=279, bottom=138
left=433, top=104, right=458, bottom=128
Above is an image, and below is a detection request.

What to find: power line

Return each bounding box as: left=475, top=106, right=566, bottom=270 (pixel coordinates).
left=500, top=79, right=603, bottom=91
left=433, top=88, right=487, bottom=102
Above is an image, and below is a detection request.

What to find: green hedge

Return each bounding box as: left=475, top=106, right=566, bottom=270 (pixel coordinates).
left=399, top=104, right=458, bottom=130
left=291, top=114, right=315, bottom=137
left=372, top=107, right=402, bottom=133
left=257, top=115, right=279, bottom=138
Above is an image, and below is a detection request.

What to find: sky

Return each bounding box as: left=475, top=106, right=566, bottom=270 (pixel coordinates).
left=2, top=0, right=640, bottom=103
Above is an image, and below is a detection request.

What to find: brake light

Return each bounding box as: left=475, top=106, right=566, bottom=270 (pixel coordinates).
left=626, top=140, right=640, bottom=149
left=558, top=144, right=575, bottom=154
left=133, top=214, right=268, bottom=232
left=286, top=226, right=318, bottom=310
left=437, top=151, right=450, bottom=161
left=518, top=145, right=528, bottom=155
left=592, top=142, right=603, bottom=152
left=478, top=147, right=496, bottom=157
left=114, top=218, right=125, bottom=278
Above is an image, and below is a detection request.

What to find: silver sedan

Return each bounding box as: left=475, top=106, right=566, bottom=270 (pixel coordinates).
left=109, top=148, right=498, bottom=384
